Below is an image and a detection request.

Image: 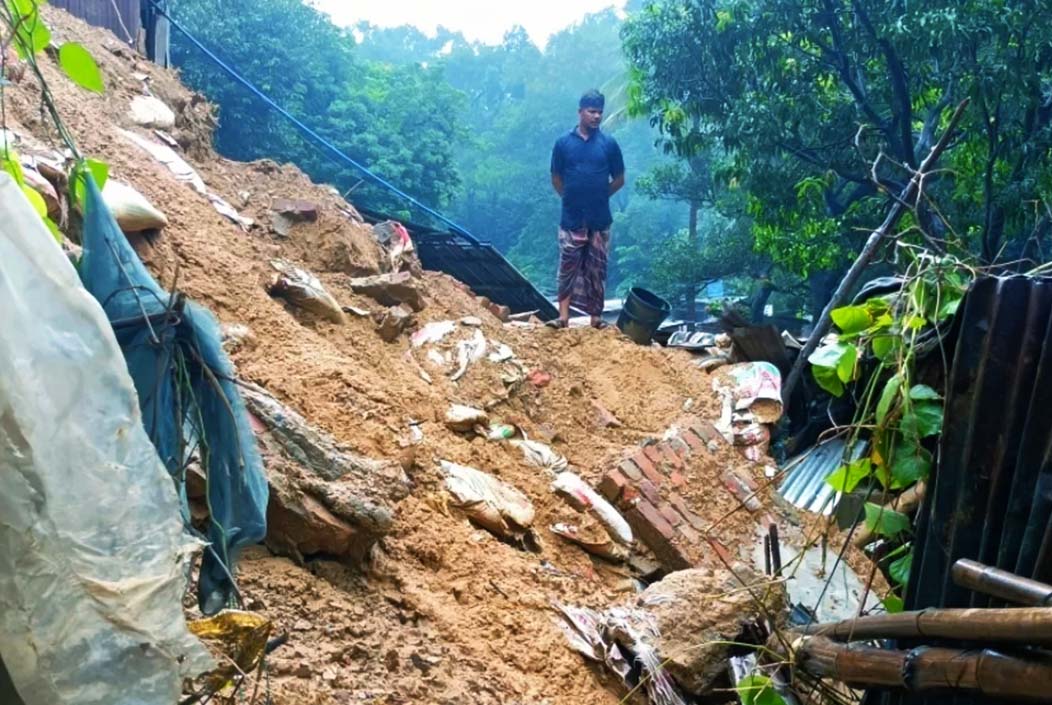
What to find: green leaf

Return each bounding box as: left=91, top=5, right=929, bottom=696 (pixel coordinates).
left=937, top=295, right=963, bottom=321
left=872, top=333, right=898, bottom=361
left=901, top=403, right=943, bottom=438
left=43, top=215, right=62, bottom=243
left=909, top=385, right=941, bottom=401
left=889, top=442, right=932, bottom=487
left=836, top=344, right=858, bottom=383
left=831, top=305, right=873, bottom=334
left=812, top=364, right=844, bottom=396
left=883, top=593, right=905, bottom=613
left=737, top=675, right=786, bottom=705
left=889, top=549, right=913, bottom=586
left=864, top=503, right=911, bottom=538
left=826, top=457, right=872, bottom=493
left=59, top=42, right=105, bottom=93
left=9, top=1, right=51, bottom=59
left=876, top=374, right=902, bottom=424
left=1, top=150, right=25, bottom=186
left=71, top=158, right=110, bottom=206
left=21, top=183, right=46, bottom=217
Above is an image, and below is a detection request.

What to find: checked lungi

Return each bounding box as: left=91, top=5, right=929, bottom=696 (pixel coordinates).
left=556, top=226, right=610, bottom=317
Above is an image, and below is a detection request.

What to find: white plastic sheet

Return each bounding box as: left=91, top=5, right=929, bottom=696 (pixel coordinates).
left=0, top=173, right=213, bottom=705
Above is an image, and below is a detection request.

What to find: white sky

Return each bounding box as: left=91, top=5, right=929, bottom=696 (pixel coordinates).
left=311, top=0, right=628, bottom=47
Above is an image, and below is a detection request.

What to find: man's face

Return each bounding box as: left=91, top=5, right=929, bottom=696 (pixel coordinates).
left=579, top=106, right=603, bottom=131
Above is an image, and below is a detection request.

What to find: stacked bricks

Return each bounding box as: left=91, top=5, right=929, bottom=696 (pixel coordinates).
left=598, top=417, right=734, bottom=571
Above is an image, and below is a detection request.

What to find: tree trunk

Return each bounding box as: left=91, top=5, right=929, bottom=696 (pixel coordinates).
left=686, top=198, right=699, bottom=323
left=749, top=264, right=774, bottom=322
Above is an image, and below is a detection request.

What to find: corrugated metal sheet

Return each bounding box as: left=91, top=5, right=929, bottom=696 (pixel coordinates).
left=778, top=436, right=865, bottom=515
left=872, top=275, right=1052, bottom=705
left=356, top=207, right=559, bottom=320
left=52, top=0, right=141, bottom=42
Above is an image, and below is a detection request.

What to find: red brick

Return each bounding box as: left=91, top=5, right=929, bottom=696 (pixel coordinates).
left=643, top=444, right=664, bottom=468
left=638, top=479, right=662, bottom=506
left=679, top=524, right=701, bottom=544
left=669, top=493, right=706, bottom=531
left=598, top=470, right=628, bottom=503
left=639, top=460, right=665, bottom=488
left=632, top=449, right=659, bottom=478
left=668, top=436, right=691, bottom=458
left=722, top=470, right=763, bottom=512
left=626, top=500, right=691, bottom=571
left=708, top=538, right=733, bottom=565
left=682, top=430, right=705, bottom=452
left=632, top=500, right=676, bottom=541
left=618, top=458, right=643, bottom=482
left=658, top=502, right=683, bottom=527
left=668, top=471, right=687, bottom=489
left=691, top=419, right=725, bottom=446
left=660, top=444, right=685, bottom=471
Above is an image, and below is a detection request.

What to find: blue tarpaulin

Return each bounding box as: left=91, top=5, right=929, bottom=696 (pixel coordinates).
left=77, top=175, right=267, bottom=614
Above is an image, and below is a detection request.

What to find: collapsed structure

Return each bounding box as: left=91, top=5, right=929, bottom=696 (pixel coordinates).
left=4, top=6, right=1052, bottom=705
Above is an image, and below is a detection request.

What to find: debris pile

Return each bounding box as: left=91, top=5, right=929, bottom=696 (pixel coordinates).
left=0, top=7, right=842, bottom=704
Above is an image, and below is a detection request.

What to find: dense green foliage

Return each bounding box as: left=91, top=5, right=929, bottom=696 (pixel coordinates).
left=622, top=0, right=1052, bottom=278
left=170, top=0, right=463, bottom=212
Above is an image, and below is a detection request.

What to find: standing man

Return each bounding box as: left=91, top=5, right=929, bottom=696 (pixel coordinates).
left=549, top=89, right=625, bottom=329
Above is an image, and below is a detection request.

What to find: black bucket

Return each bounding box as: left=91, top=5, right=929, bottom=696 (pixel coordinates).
left=617, top=287, right=671, bottom=345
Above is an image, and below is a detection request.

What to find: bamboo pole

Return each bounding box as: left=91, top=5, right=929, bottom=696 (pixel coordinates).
left=793, top=636, right=1052, bottom=700
left=781, top=99, right=971, bottom=404
left=794, top=606, right=1052, bottom=645
left=953, top=559, right=1052, bottom=607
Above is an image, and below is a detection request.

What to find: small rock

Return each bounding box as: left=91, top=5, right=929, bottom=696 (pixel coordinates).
left=272, top=197, right=320, bottom=222
left=527, top=370, right=552, bottom=388
left=460, top=316, right=483, bottom=327
left=376, top=304, right=413, bottom=342
left=348, top=271, right=425, bottom=312
left=488, top=303, right=511, bottom=322
left=293, top=618, right=313, bottom=631
left=592, top=400, right=623, bottom=428
left=385, top=650, right=400, bottom=672
left=294, top=662, right=312, bottom=679
left=220, top=322, right=256, bottom=352
left=444, top=404, right=488, bottom=432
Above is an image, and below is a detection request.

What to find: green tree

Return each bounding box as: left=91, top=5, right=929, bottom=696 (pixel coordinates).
left=169, top=0, right=462, bottom=213
left=622, top=0, right=1052, bottom=305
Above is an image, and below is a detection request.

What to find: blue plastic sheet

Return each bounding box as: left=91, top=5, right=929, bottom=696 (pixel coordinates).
left=77, top=175, right=267, bottom=614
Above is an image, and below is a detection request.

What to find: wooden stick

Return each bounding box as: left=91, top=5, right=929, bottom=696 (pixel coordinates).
left=953, top=559, right=1052, bottom=607
left=792, top=636, right=1052, bottom=700
left=852, top=481, right=926, bottom=548
left=795, top=606, right=1052, bottom=645
left=782, top=99, right=971, bottom=404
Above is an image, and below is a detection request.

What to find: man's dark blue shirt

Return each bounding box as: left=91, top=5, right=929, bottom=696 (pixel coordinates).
left=551, top=127, right=625, bottom=231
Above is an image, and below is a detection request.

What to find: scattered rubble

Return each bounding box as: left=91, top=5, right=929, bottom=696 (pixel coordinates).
left=348, top=270, right=426, bottom=311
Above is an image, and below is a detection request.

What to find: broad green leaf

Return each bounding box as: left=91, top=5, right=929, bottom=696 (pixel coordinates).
left=889, top=549, right=913, bottom=586
left=831, top=305, right=872, bottom=334
left=864, top=297, right=891, bottom=315
left=889, top=442, right=932, bottom=487
left=938, top=296, right=962, bottom=320
left=71, top=158, right=110, bottom=206
left=864, top=503, right=911, bottom=538
left=883, top=593, right=905, bottom=613
left=10, top=3, right=51, bottom=59
left=21, top=183, right=46, bottom=217
left=901, top=403, right=943, bottom=438
left=909, top=385, right=941, bottom=401
left=808, top=341, right=848, bottom=367
left=872, top=333, right=898, bottom=361
left=876, top=374, right=901, bottom=424
left=59, top=42, right=105, bottom=93
left=737, top=675, right=786, bottom=705
left=826, top=457, right=872, bottom=493
left=1, top=150, right=25, bottom=186
left=836, top=343, right=858, bottom=383
left=811, top=364, right=844, bottom=396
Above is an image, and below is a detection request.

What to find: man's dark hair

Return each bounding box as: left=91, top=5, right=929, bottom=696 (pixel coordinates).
left=579, top=89, right=605, bottom=110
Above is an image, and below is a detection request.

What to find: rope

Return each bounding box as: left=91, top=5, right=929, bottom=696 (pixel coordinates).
left=144, top=0, right=480, bottom=244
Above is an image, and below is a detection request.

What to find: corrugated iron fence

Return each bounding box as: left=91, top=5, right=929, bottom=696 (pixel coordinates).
left=52, top=0, right=141, bottom=43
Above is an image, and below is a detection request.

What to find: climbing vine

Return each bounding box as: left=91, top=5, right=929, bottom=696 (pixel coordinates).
left=0, top=0, right=109, bottom=240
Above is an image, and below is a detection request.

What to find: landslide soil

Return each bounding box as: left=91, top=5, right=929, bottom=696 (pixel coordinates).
left=16, top=9, right=784, bottom=704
